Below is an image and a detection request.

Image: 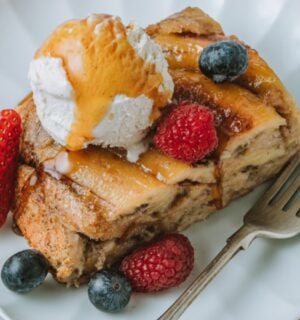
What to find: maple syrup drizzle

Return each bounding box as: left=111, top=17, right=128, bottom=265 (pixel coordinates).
left=35, top=15, right=170, bottom=151
left=212, top=164, right=223, bottom=209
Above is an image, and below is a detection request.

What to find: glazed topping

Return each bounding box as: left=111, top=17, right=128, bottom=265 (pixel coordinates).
left=171, top=70, right=254, bottom=137
left=153, top=33, right=207, bottom=69
left=212, top=106, right=252, bottom=135
left=199, top=40, right=249, bottom=83
left=31, top=14, right=173, bottom=152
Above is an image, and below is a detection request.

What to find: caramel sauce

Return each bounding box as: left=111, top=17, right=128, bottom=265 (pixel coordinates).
left=154, top=32, right=285, bottom=209
left=212, top=165, right=223, bottom=209
left=212, top=106, right=251, bottom=136
left=138, top=148, right=193, bottom=184
left=63, top=146, right=169, bottom=211
left=151, top=33, right=256, bottom=139
left=172, top=77, right=252, bottom=138
left=154, top=32, right=286, bottom=109
left=35, top=15, right=170, bottom=151
left=238, top=48, right=288, bottom=107
left=154, top=33, right=224, bottom=71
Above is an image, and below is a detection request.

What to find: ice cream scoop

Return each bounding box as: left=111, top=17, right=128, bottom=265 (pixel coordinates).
left=29, top=14, right=174, bottom=161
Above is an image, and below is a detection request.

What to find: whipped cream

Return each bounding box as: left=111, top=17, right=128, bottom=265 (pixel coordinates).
left=43, top=152, right=71, bottom=180
left=29, top=57, right=75, bottom=147
left=126, top=22, right=174, bottom=94
left=29, top=14, right=174, bottom=161
left=29, top=57, right=153, bottom=156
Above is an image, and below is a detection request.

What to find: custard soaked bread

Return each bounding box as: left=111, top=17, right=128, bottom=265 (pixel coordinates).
left=14, top=8, right=300, bottom=285
left=17, top=97, right=216, bottom=235
left=147, top=7, right=300, bottom=204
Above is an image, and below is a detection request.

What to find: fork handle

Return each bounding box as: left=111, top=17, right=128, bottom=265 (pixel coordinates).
left=158, top=225, right=258, bottom=320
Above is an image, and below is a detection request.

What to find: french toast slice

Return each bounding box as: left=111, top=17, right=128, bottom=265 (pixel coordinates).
left=15, top=98, right=218, bottom=284
left=17, top=98, right=215, bottom=243
left=15, top=165, right=165, bottom=285
left=15, top=163, right=215, bottom=285
left=14, top=7, right=300, bottom=285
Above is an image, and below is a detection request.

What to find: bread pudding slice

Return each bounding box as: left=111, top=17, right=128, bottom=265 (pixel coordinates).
left=147, top=7, right=300, bottom=205
left=14, top=8, right=300, bottom=285
left=17, top=98, right=179, bottom=241
left=15, top=97, right=218, bottom=284
left=15, top=165, right=168, bottom=284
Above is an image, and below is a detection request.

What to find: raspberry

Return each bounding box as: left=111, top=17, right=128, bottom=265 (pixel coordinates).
left=0, top=109, right=21, bottom=228
left=120, top=234, right=194, bottom=292
left=153, top=102, right=218, bottom=163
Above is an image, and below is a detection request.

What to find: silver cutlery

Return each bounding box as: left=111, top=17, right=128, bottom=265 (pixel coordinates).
left=159, top=152, right=300, bottom=320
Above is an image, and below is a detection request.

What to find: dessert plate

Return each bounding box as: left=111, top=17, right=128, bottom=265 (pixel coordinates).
left=0, top=0, right=299, bottom=319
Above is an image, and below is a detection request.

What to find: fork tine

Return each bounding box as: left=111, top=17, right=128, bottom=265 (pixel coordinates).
left=289, top=198, right=300, bottom=216
left=261, top=153, right=300, bottom=206
left=274, top=175, right=300, bottom=209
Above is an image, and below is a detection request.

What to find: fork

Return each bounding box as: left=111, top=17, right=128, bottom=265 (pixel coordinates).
left=159, top=152, right=300, bottom=320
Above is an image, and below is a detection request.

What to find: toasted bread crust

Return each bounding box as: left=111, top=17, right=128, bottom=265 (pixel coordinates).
left=146, top=7, right=224, bottom=37
left=14, top=7, right=300, bottom=285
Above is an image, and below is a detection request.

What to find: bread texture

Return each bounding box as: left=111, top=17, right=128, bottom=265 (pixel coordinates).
left=14, top=7, right=300, bottom=286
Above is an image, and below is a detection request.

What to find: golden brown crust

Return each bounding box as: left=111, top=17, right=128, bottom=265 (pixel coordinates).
left=147, top=8, right=300, bottom=150
left=13, top=7, right=300, bottom=285
left=146, top=7, right=224, bottom=37
left=15, top=164, right=214, bottom=285
left=147, top=7, right=300, bottom=159
left=14, top=97, right=297, bottom=285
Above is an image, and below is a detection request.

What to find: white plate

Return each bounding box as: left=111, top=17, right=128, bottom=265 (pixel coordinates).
left=0, top=1, right=299, bottom=319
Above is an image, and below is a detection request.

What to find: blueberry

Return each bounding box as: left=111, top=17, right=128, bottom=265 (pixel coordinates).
left=199, top=40, right=248, bottom=83
left=1, top=250, right=49, bottom=294
left=88, top=270, right=132, bottom=313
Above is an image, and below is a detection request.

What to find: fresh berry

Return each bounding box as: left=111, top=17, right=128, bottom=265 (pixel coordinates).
left=153, top=102, right=218, bottom=163
left=88, top=270, right=132, bottom=313
left=199, top=40, right=248, bottom=83
left=120, top=233, right=194, bottom=292
left=0, top=109, right=21, bottom=228
left=1, top=250, right=49, bottom=293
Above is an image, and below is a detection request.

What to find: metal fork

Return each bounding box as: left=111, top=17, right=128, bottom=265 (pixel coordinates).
left=159, top=153, right=300, bottom=320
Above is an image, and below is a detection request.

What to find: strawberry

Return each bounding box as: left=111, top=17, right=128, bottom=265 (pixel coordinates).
left=153, top=102, right=218, bottom=163
left=0, top=109, right=21, bottom=228
left=120, top=234, right=194, bottom=292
